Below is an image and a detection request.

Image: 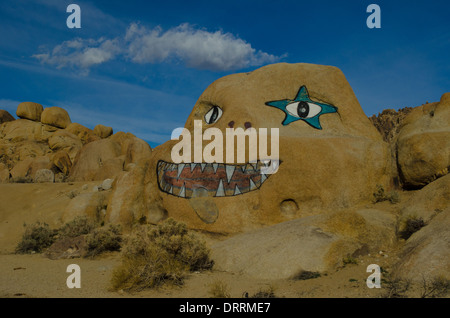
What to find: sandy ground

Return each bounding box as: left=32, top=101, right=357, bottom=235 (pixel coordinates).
left=0, top=183, right=433, bottom=299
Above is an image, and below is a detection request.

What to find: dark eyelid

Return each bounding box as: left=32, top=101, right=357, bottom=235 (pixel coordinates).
left=198, top=101, right=220, bottom=109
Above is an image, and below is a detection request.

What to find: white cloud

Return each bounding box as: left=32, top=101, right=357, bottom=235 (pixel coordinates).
left=33, top=23, right=282, bottom=72
left=33, top=37, right=122, bottom=74
left=125, top=23, right=280, bottom=71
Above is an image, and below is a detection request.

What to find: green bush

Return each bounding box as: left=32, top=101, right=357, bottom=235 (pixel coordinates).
left=15, top=222, right=58, bottom=254
left=111, top=218, right=213, bottom=291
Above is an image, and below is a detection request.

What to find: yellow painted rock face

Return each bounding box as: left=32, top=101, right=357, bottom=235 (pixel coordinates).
left=147, top=63, right=391, bottom=233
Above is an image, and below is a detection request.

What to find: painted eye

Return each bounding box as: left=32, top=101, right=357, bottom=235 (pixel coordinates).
left=204, top=106, right=222, bottom=124
left=286, top=101, right=322, bottom=119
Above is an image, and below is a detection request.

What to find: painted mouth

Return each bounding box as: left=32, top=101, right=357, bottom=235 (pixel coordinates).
left=156, top=160, right=279, bottom=198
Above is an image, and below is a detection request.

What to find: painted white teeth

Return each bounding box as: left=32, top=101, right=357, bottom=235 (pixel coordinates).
left=215, top=179, right=225, bottom=197
left=226, top=165, right=235, bottom=183
left=261, top=173, right=267, bottom=183
left=201, top=163, right=207, bottom=172
left=177, top=163, right=185, bottom=178
left=179, top=183, right=186, bottom=198
left=212, top=163, right=219, bottom=173
left=249, top=178, right=257, bottom=190
left=169, top=186, right=173, bottom=194
left=233, top=185, right=241, bottom=195
left=190, top=163, right=197, bottom=172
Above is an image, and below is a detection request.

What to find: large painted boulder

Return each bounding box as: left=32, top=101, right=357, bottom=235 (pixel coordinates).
left=140, top=63, right=392, bottom=233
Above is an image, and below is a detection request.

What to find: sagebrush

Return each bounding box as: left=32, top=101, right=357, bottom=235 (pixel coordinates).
left=111, top=218, right=214, bottom=291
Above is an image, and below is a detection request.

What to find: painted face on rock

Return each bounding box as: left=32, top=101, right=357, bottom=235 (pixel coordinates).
left=155, top=81, right=338, bottom=223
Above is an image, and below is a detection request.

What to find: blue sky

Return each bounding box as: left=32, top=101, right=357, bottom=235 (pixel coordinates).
left=0, top=0, right=449, bottom=147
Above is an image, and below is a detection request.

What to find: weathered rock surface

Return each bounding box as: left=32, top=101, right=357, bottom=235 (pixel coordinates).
left=62, top=191, right=108, bottom=223
left=398, top=174, right=450, bottom=229
left=65, top=123, right=100, bottom=144
left=147, top=62, right=392, bottom=233
left=211, top=209, right=396, bottom=279
left=369, top=107, right=413, bottom=143
left=47, top=130, right=82, bottom=162
left=396, top=93, right=450, bottom=189
left=0, top=163, right=10, bottom=183
left=0, top=110, right=15, bottom=124
left=94, top=124, right=113, bottom=139
left=16, top=102, right=43, bottom=122
left=34, top=169, right=55, bottom=183
left=68, top=139, right=123, bottom=181
left=41, top=106, right=72, bottom=129
left=392, top=208, right=450, bottom=282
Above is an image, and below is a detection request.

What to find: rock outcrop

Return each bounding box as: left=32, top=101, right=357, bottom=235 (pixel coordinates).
left=94, top=124, right=113, bottom=139
left=145, top=62, right=392, bottom=233
left=41, top=106, right=72, bottom=129
left=395, top=93, right=450, bottom=189
left=16, top=102, right=43, bottom=122
left=0, top=110, right=15, bottom=124
left=0, top=103, right=151, bottom=184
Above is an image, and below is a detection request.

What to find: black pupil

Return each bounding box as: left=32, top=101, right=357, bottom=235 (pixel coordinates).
left=297, top=101, right=309, bottom=118
left=209, top=107, right=218, bottom=123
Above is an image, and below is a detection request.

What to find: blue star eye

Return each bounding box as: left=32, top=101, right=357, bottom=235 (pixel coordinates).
left=265, top=85, right=338, bottom=130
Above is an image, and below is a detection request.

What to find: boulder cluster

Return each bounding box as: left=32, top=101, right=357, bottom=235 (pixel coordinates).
left=0, top=102, right=151, bottom=184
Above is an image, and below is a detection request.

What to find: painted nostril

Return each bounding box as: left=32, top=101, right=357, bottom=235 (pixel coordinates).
left=244, top=122, right=252, bottom=129
left=228, top=121, right=235, bottom=128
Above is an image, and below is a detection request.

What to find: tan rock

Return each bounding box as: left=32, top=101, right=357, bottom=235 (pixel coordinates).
left=10, top=158, right=33, bottom=182
left=211, top=209, right=396, bottom=279
left=396, top=93, right=450, bottom=188
left=145, top=63, right=392, bottom=233
left=52, top=151, right=72, bottom=175
left=398, top=174, right=450, bottom=229
left=106, top=162, right=155, bottom=229
left=94, top=124, right=113, bottom=138
left=68, top=139, right=123, bottom=181
left=125, top=137, right=152, bottom=165
left=34, top=169, right=55, bottom=183
left=0, top=163, right=10, bottom=183
left=0, top=119, right=52, bottom=142
left=65, top=123, right=100, bottom=144
left=41, top=106, right=72, bottom=129
left=392, top=208, right=450, bottom=282
left=47, top=130, right=82, bottom=162
left=0, top=110, right=15, bottom=124
left=62, top=192, right=108, bottom=224
left=16, top=102, right=43, bottom=121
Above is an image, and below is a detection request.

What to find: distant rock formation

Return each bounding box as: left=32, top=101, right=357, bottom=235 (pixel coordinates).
left=0, top=103, right=151, bottom=184
left=369, top=107, right=413, bottom=143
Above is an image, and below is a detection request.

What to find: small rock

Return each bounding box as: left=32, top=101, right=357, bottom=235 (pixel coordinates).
left=101, top=178, right=114, bottom=191
left=82, top=184, right=88, bottom=191
left=0, top=109, right=15, bottom=124
left=93, top=185, right=99, bottom=192
left=34, top=169, right=55, bottom=183
left=94, top=124, right=113, bottom=139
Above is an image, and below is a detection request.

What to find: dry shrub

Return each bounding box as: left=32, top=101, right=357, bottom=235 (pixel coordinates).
left=85, top=224, right=122, bottom=257
left=399, top=216, right=426, bottom=240
left=111, top=218, right=213, bottom=291
left=59, top=216, right=95, bottom=238
left=15, top=222, right=58, bottom=254
left=208, top=280, right=231, bottom=298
